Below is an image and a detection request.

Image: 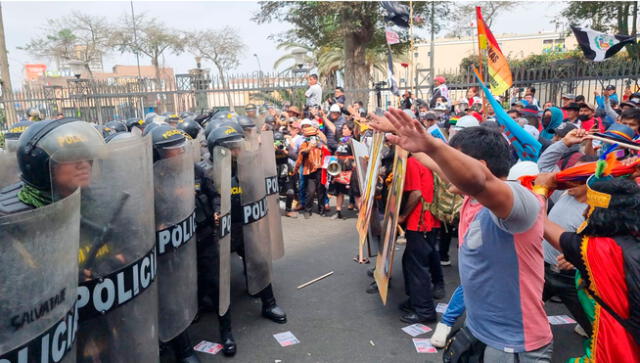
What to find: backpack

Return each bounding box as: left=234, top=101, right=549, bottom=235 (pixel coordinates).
left=425, top=172, right=464, bottom=226
left=443, top=326, right=486, bottom=363
left=584, top=235, right=640, bottom=345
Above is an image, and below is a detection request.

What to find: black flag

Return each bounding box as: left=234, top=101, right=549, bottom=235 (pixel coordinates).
left=571, top=25, right=636, bottom=62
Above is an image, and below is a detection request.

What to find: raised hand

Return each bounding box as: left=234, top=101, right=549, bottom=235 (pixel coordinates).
left=367, top=112, right=396, bottom=133
left=384, top=108, right=436, bottom=154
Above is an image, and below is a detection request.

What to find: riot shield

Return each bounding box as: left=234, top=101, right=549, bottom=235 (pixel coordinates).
left=0, top=150, right=19, bottom=189
left=260, top=131, right=285, bottom=260
left=153, top=140, right=197, bottom=342
left=52, top=135, right=159, bottom=363
left=0, top=190, right=80, bottom=362
left=212, top=145, right=231, bottom=316
left=237, top=131, right=272, bottom=295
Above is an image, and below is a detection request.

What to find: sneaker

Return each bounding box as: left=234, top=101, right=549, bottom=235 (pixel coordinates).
left=574, top=324, right=588, bottom=337
left=331, top=211, right=343, bottom=220
left=366, top=267, right=375, bottom=278
left=398, top=299, right=413, bottom=313
left=440, top=259, right=451, bottom=266
left=431, top=322, right=452, bottom=348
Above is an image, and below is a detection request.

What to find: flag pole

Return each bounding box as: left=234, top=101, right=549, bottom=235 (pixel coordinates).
left=476, top=7, right=488, bottom=120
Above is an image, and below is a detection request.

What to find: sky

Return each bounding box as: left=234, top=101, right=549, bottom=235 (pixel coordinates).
left=2, top=1, right=565, bottom=89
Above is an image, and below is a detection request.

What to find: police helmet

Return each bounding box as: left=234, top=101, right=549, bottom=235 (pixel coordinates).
left=265, top=115, right=276, bottom=124
left=142, top=121, right=163, bottom=136
left=176, top=117, right=202, bottom=140
left=125, top=117, right=143, bottom=131
left=104, top=131, right=137, bottom=143
left=16, top=118, right=104, bottom=190
left=204, top=112, right=239, bottom=138
left=273, top=131, right=284, bottom=142
left=4, top=120, right=35, bottom=152
left=26, top=107, right=42, bottom=120
left=237, top=115, right=255, bottom=129
left=166, top=114, right=181, bottom=125
left=206, top=121, right=245, bottom=157
left=144, top=112, right=158, bottom=123
left=104, top=120, right=127, bottom=133
left=150, top=124, right=187, bottom=161
left=179, top=111, right=193, bottom=119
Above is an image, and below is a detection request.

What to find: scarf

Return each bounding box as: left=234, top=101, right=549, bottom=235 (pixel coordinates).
left=17, top=184, right=52, bottom=208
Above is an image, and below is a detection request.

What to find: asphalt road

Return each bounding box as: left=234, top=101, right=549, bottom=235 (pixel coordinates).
left=183, top=208, right=585, bottom=363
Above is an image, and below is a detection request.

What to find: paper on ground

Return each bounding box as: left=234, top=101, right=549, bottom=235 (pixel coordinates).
left=548, top=315, right=576, bottom=325
left=413, top=338, right=437, bottom=353
left=402, top=323, right=432, bottom=337
left=274, top=331, right=300, bottom=347
left=193, top=340, right=223, bottom=355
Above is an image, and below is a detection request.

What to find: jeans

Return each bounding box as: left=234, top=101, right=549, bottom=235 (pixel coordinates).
left=441, top=285, right=465, bottom=326
left=542, top=263, right=592, bottom=336
left=402, top=230, right=441, bottom=318
left=483, top=343, right=553, bottom=363
left=438, top=223, right=455, bottom=261
left=298, top=166, right=306, bottom=207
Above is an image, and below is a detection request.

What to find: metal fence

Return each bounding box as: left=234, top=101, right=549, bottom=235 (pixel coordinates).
left=3, top=59, right=640, bottom=127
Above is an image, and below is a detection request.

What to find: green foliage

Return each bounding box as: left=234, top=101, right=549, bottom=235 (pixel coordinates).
left=250, top=88, right=307, bottom=110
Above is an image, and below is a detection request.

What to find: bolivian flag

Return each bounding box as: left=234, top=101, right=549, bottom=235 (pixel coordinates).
left=476, top=7, right=512, bottom=95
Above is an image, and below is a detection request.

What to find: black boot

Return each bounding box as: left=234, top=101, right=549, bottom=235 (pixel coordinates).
left=218, top=311, right=237, bottom=357
left=259, top=284, right=287, bottom=324
left=169, top=331, right=201, bottom=363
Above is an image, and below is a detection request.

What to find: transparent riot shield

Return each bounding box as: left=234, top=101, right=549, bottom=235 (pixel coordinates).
left=0, top=150, right=19, bottom=189
left=52, top=135, right=159, bottom=363
left=212, top=146, right=231, bottom=316
left=237, top=131, right=272, bottom=295
left=260, top=131, right=284, bottom=260
left=153, top=141, right=197, bottom=342
left=0, top=190, right=80, bottom=362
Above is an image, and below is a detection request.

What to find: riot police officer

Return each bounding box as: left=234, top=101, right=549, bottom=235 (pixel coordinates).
left=0, top=118, right=88, bottom=362
left=150, top=124, right=201, bottom=363
left=3, top=120, right=34, bottom=151
left=195, top=122, right=244, bottom=356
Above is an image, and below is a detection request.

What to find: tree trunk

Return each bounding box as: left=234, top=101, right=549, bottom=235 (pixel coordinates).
left=343, top=33, right=370, bottom=109
left=151, top=55, right=166, bottom=113
left=214, top=61, right=234, bottom=111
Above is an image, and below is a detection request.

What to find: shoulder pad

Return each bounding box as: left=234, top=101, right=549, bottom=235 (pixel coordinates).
left=0, top=182, right=34, bottom=216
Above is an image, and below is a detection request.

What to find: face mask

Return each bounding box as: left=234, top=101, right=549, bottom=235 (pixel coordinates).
left=542, top=116, right=551, bottom=127
left=578, top=114, right=590, bottom=121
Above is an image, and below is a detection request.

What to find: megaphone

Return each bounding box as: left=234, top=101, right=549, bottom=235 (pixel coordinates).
left=327, top=159, right=342, bottom=176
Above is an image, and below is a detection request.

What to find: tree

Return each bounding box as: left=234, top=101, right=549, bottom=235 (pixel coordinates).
left=254, top=1, right=451, bottom=108
left=562, top=1, right=639, bottom=59
left=113, top=13, right=184, bottom=88
left=185, top=27, right=246, bottom=109
left=21, top=12, right=112, bottom=78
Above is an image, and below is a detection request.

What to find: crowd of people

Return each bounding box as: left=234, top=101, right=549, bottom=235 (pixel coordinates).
left=2, top=70, right=640, bottom=362
left=361, top=76, right=640, bottom=362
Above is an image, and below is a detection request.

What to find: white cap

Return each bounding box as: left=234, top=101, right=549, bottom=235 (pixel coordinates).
left=523, top=124, right=540, bottom=140
left=507, top=161, right=539, bottom=181
left=300, top=118, right=314, bottom=127
left=434, top=103, right=448, bottom=111
left=330, top=104, right=341, bottom=113
left=454, top=115, right=480, bottom=130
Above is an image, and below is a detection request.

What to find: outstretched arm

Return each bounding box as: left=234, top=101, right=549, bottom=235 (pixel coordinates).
left=378, top=108, right=514, bottom=218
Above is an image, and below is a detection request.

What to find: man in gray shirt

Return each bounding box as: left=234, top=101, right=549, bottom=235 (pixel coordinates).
left=305, top=74, right=322, bottom=107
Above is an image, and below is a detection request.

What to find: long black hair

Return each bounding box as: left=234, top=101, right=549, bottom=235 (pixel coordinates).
left=580, top=177, right=640, bottom=237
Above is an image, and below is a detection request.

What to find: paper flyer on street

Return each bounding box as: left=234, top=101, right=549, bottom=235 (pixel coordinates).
left=413, top=338, right=437, bottom=353
left=193, top=340, right=223, bottom=355
left=548, top=315, right=577, bottom=325
left=401, top=323, right=432, bottom=337
left=436, top=303, right=448, bottom=313
left=273, top=331, right=300, bottom=347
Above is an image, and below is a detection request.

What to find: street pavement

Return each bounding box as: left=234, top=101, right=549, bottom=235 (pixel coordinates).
left=183, top=208, right=585, bottom=362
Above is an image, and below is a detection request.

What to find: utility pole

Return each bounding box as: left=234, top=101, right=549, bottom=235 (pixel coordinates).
left=429, top=1, right=435, bottom=95
left=0, top=2, right=17, bottom=126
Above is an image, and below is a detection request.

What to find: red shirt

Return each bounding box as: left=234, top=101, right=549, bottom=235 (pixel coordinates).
left=403, top=157, right=441, bottom=232
left=581, top=117, right=604, bottom=132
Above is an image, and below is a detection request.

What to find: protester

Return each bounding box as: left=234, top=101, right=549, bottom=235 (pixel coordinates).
left=305, top=74, right=322, bottom=106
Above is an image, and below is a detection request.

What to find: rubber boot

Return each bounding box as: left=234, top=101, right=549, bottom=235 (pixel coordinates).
left=170, top=331, right=201, bottom=363
left=218, top=311, right=237, bottom=357
left=259, top=284, right=287, bottom=323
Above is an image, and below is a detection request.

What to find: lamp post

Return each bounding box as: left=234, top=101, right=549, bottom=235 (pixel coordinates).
left=291, top=48, right=309, bottom=85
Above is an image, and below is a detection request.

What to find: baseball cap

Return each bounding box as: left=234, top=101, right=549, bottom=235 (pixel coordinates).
left=605, top=85, right=616, bottom=91
left=561, top=93, right=576, bottom=100
left=507, top=161, right=539, bottom=181
left=329, top=104, right=341, bottom=113
left=523, top=124, right=540, bottom=139
left=551, top=122, right=578, bottom=137
left=454, top=115, right=480, bottom=130
left=300, top=118, right=314, bottom=128
left=562, top=102, right=581, bottom=111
